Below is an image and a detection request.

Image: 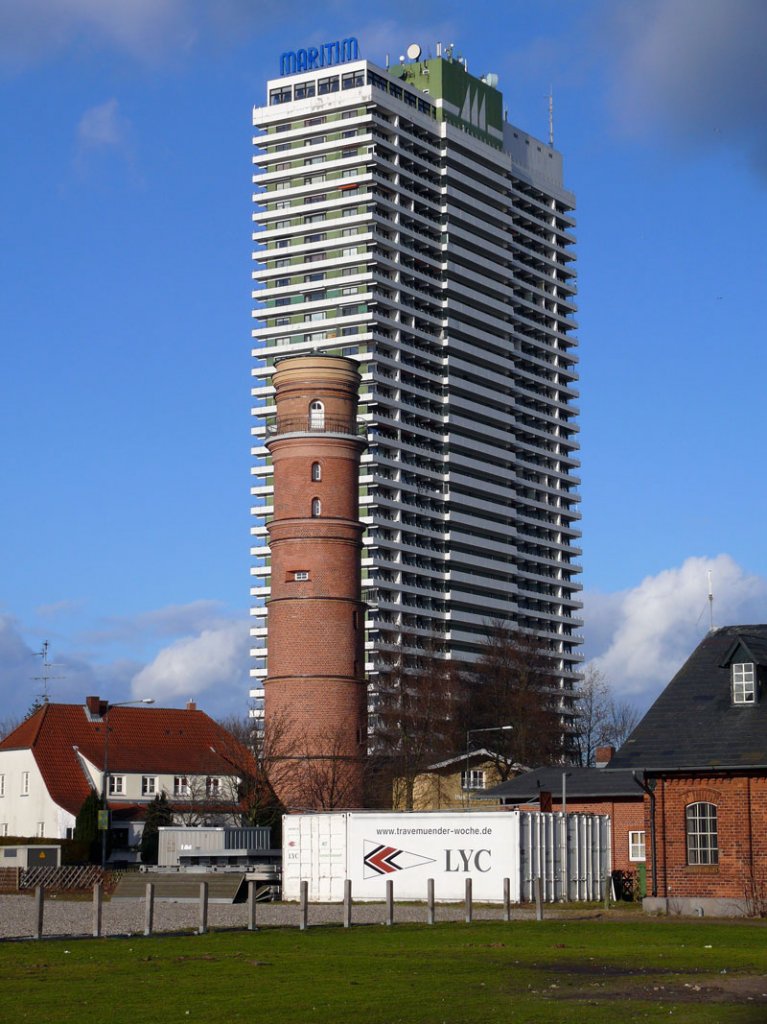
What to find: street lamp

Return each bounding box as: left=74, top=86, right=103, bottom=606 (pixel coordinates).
left=101, top=698, right=155, bottom=870
left=464, top=725, right=513, bottom=805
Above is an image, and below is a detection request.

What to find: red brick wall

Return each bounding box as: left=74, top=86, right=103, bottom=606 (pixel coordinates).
left=647, top=773, right=767, bottom=901
left=264, top=356, right=366, bottom=810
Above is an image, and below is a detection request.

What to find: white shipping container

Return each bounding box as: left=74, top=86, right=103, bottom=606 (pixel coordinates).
left=282, top=811, right=610, bottom=903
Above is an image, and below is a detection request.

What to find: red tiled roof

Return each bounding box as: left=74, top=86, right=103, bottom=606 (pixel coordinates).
left=0, top=702, right=256, bottom=817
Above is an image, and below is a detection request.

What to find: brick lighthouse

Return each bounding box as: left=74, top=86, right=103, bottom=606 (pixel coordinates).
left=264, top=354, right=367, bottom=809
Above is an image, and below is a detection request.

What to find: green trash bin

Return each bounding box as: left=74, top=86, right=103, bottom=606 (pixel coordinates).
left=637, top=862, right=647, bottom=899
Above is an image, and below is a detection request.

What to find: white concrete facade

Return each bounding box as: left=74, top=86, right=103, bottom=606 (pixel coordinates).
left=250, top=50, right=582, bottom=745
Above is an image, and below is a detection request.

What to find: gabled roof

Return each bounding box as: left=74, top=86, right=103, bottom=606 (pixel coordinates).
left=0, top=701, right=256, bottom=817
left=481, top=766, right=642, bottom=803
left=611, top=625, right=767, bottom=772
left=423, top=749, right=524, bottom=772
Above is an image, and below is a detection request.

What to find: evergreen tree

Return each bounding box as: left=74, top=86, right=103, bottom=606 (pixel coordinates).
left=139, top=793, right=174, bottom=864
left=73, top=790, right=102, bottom=863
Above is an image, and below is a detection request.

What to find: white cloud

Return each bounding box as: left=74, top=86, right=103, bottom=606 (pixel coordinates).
left=130, top=618, right=250, bottom=707
left=599, top=0, right=767, bottom=172
left=77, top=99, right=129, bottom=149
left=82, top=600, right=229, bottom=645
left=583, top=554, right=767, bottom=705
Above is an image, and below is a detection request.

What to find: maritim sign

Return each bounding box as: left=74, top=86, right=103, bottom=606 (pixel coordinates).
left=280, top=38, right=359, bottom=76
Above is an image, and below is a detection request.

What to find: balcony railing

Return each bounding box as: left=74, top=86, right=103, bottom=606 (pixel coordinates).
left=266, top=417, right=367, bottom=438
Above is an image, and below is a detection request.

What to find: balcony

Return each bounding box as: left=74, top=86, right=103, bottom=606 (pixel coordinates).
left=265, top=416, right=367, bottom=438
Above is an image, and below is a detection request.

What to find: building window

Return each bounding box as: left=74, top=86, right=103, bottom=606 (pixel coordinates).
left=686, top=802, right=718, bottom=865
left=206, top=777, right=222, bottom=798
left=0, top=824, right=7, bottom=837
left=461, top=769, right=486, bottom=791
left=309, top=400, right=325, bottom=428
left=317, top=77, right=339, bottom=95
left=293, top=570, right=310, bottom=582
left=21, top=772, right=29, bottom=796
left=305, top=115, right=326, bottom=126
left=342, top=70, right=364, bottom=90
left=269, top=86, right=292, bottom=105
left=732, top=662, right=756, bottom=704
left=311, top=497, right=321, bottom=517
left=174, top=776, right=190, bottom=797
left=0, top=774, right=4, bottom=797
left=141, top=776, right=157, bottom=797
left=294, top=81, right=316, bottom=100
left=628, top=831, right=646, bottom=862
left=311, top=462, right=322, bottom=481
left=36, top=822, right=45, bottom=838
left=109, top=776, right=126, bottom=796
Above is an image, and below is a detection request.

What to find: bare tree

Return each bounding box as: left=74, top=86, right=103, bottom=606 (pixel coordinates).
left=463, top=624, right=565, bottom=775
left=371, top=646, right=464, bottom=811
left=288, top=722, right=367, bottom=811
left=0, top=717, right=21, bottom=742
left=574, top=665, right=640, bottom=766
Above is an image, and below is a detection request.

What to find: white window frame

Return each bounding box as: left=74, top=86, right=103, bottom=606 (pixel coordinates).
left=174, top=776, right=190, bottom=798
left=294, top=570, right=310, bottom=582
left=628, top=830, right=646, bottom=862
left=311, top=462, right=322, bottom=482
left=206, top=777, right=222, bottom=798
left=141, top=776, right=158, bottom=797
left=732, top=662, right=756, bottom=704
left=21, top=772, right=29, bottom=796
left=686, top=802, right=718, bottom=865
left=0, top=824, right=7, bottom=837
left=36, top=822, right=45, bottom=838
left=309, top=400, right=325, bottom=428
left=311, top=497, right=321, bottom=517
left=108, top=775, right=126, bottom=796
left=0, top=774, right=5, bottom=797
left=461, top=769, right=486, bottom=791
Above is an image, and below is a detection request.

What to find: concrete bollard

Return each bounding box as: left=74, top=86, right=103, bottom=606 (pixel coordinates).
left=248, top=880, right=258, bottom=931
left=299, top=880, right=308, bottom=931
left=535, top=876, right=543, bottom=922
left=503, top=877, right=511, bottom=922
left=199, top=881, right=209, bottom=935
left=34, top=885, right=44, bottom=940
left=93, top=882, right=103, bottom=938
left=427, top=878, right=435, bottom=925
left=465, top=877, right=473, bottom=924
left=385, top=879, right=394, bottom=926
left=343, top=878, right=352, bottom=929
left=144, top=882, right=155, bottom=936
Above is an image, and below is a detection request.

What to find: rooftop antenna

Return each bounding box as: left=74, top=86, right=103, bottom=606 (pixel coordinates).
left=548, top=86, right=554, bottom=146
left=32, top=640, right=65, bottom=704
left=707, top=570, right=715, bottom=632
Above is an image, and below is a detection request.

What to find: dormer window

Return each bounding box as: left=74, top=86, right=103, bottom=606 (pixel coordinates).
left=732, top=662, right=756, bottom=704
left=309, top=400, right=324, bottom=429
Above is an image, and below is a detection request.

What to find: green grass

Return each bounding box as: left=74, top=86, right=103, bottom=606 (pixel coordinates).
left=2, top=919, right=766, bottom=1023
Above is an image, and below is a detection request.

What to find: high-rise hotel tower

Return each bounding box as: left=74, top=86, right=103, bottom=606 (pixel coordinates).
left=251, top=41, right=582, bottom=741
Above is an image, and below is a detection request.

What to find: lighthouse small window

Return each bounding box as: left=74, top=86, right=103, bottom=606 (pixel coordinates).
left=311, top=461, right=322, bottom=481
left=311, top=497, right=321, bottom=517
left=309, top=400, right=324, bottom=429
left=294, top=571, right=310, bottom=582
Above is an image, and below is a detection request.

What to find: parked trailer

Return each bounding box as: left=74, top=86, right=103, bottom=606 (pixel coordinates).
left=282, top=811, right=610, bottom=903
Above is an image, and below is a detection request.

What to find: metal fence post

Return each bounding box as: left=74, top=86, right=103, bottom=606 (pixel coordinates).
left=299, top=880, right=308, bottom=931
left=93, top=882, right=103, bottom=938
left=535, top=876, right=544, bottom=922
left=427, top=878, right=435, bottom=925
left=343, top=878, right=352, bottom=928
left=464, top=877, right=472, bottom=924
left=34, top=885, right=44, bottom=940
left=385, top=879, right=394, bottom=926
left=503, top=877, right=511, bottom=922
left=248, top=880, right=258, bottom=931
left=144, top=882, right=155, bottom=936
left=199, top=881, right=209, bottom=935
left=604, top=874, right=612, bottom=910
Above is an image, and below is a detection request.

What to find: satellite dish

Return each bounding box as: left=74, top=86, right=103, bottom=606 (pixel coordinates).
left=486, top=72, right=499, bottom=89
left=406, top=43, right=422, bottom=61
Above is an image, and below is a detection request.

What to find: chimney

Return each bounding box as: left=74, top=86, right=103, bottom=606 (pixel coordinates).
left=595, top=745, right=616, bottom=768
left=85, top=696, right=102, bottom=716
left=186, top=700, right=197, bottom=712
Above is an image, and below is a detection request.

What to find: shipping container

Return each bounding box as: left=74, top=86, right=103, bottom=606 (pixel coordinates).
left=283, top=811, right=610, bottom=903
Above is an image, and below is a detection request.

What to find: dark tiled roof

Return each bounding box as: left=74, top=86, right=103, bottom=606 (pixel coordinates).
left=0, top=702, right=256, bottom=816
left=611, top=625, right=767, bottom=772
left=481, top=766, right=642, bottom=802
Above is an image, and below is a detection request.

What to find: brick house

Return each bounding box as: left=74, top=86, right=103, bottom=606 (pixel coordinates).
left=481, top=756, right=645, bottom=876
left=0, top=696, right=256, bottom=860
left=393, top=750, right=524, bottom=811
left=611, top=625, right=767, bottom=916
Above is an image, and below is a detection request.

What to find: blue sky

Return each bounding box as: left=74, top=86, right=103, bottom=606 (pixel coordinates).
left=1, top=0, right=766, bottom=723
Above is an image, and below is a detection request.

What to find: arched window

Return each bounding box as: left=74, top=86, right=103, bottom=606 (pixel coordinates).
left=311, top=497, right=321, bottom=517
left=686, top=802, right=718, bottom=865
left=309, top=400, right=324, bottom=429
left=311, top=461, right=322, bottom=482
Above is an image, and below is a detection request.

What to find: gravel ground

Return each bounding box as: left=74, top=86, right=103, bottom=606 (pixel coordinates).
left=0, top=893, right=545, bottom=941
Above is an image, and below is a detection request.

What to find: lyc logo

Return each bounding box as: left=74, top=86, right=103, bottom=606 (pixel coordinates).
left=363, top=841, right=435, bottom=879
